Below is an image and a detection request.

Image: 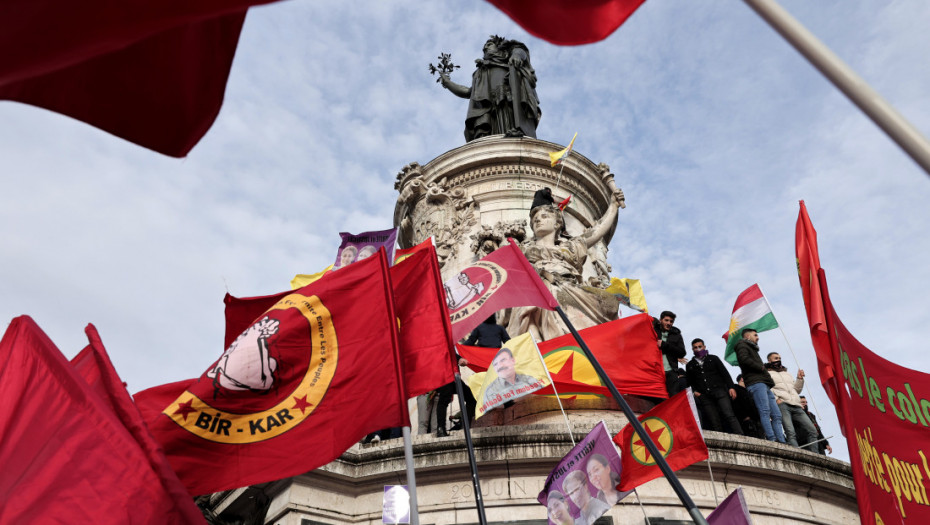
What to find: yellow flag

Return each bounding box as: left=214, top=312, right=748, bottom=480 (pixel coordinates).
left=289, top=264, right=334, bottom=290
left=467, top=332, right=550, bottom=418
left=606, top=277, right=648, bottom=313
left=549, top=132, right=577, bottom=167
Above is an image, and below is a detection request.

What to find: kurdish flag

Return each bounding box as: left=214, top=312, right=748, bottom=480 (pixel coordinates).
left=549, top=132, right=577, bottom=166
left=722, top=284, right=779, bottom=365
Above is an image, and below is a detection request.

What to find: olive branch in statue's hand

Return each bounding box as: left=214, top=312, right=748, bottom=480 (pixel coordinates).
left=428, top=53, right=459, bottom=82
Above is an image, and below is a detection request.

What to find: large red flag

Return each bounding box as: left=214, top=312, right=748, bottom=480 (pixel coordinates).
left=224, top=242, right=456, bottom=398
left=458, top=314, right=666, bottom=399
left=0, top=0, right=284, bottom=156
left=815, top=269, right=930, bottom=524
left=0, top=317, right=205, bottom=524
left=612, top=388, right=708, bottom=491
left=796, top=201, right=839, bottom=405
left=445, top=240, right=558, bottom=341
left=69, top=324, right=206, bottom=524
left=486, top=0, right=647, bottom=46
left=135, top=251, right=409, bottom=495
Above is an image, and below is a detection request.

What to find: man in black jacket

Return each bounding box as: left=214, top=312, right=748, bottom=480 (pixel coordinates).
left=653, top=311, right=686, bottom=397
left=685, top=338, right=743, bottom=435
left=735, top=328, right=786, bottom=443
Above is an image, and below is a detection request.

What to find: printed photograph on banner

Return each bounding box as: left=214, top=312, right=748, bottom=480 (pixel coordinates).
left=382, top=485, right=410, bottom=524
left=537, top=421, right=630, bottom=525
left=467, top=332, right=549, bottom=418
left=333, top=228, right=398, bottom=269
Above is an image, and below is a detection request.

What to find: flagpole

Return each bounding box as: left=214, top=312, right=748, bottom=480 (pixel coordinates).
left=633, top=488, right=652, bottom=525
left=554, top=306, right=709, bottom=525
left=532, top=337, right=576, bottom=446
left=756, top=285, right=825, bottom=423
left=400, top=426, right=420, bottom=525
left=426, top=245, right=488, bottom=525
left=742, top=0, right=930, bottom=177
left=705, top=461, right=719, bottom=506
left=379, top=249, right=420, bottom=525
left=452, top=373, right=488, bottom=525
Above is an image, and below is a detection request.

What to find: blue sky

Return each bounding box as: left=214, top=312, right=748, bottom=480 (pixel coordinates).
left=3, top=1, right=930, bottom=464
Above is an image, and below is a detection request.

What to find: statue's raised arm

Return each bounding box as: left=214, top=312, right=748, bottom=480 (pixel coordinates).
left=431, top=35, right=541, bottom=143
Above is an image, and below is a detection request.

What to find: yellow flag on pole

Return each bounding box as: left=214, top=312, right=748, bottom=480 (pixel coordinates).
left=549, top=132, right=577, bottom=167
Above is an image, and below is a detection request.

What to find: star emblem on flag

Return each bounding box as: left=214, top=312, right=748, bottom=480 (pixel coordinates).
left=291, top=394, right=313, bottom=415
left=172, top=399, right=197, bottom=421
left=630, top=417, right=673, bottom=466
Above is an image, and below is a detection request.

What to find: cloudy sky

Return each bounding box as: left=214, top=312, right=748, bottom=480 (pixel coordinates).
left=3, top=1, right=930, bottom=464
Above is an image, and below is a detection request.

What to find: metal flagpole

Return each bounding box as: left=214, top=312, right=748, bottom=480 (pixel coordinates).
left=554, top=306, right=709, bottom=525
left=705, top=461, right=719, bottom=506
left=756, top=285, right=825, bottom=423
left=401, top=426, right=419, bottom=525
left=742, top=0, right=930, bottom=178
left=532, top=336, right=576, bottom=445
left=452, top=373, right=488, bottom=525
left=633, top=488, right=652, bottom=525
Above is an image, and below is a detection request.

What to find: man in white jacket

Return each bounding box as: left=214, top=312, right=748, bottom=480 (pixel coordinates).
left=766, top=352, right=819, bottom=452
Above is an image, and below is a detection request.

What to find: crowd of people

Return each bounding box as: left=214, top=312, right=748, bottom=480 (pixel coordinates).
left=369, top=310, right=831, bottom=457
left=655, top=310, right=831, bottom=455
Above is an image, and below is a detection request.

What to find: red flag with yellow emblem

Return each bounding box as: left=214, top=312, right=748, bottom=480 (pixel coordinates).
left=134, top=251, right=408, bottom=495
left=612, top=388, right=707, bottom=491
left=457, top=314, right=665, bottom=399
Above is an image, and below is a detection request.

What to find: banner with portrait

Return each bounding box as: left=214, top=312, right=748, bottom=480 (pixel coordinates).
left=538, top=421, right=630, bottom=525
left=333, top=228, right=397, bottom=269
left=466, top=332, right=549, bottom=418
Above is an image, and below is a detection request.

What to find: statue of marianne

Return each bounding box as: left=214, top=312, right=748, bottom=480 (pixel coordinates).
left=438, top=35, right=542, bottom=142
left=507, top=188, right=624, bottom=342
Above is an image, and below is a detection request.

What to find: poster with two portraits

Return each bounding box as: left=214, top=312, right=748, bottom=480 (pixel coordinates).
left=538, top=421, right=630, bottom=525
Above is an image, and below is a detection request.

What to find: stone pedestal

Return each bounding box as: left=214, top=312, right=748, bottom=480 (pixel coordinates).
left=204, top=404, right=857, bottom=524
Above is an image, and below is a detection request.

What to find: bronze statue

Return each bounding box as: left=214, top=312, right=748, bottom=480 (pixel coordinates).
left=433, top=36, right=541, bottom=142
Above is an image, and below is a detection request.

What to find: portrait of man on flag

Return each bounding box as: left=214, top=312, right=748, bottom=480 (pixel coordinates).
left=538, top=421, right=630, bottom=525
left=467, top=332, right=549, bottom=417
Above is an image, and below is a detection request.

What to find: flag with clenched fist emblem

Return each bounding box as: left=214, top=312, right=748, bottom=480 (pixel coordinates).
left=134, top=250, right=408, bottom=495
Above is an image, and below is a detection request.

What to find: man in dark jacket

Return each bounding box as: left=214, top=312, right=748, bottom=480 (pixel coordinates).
left=685, top=338, right=742, bottom=435
left=653, top=311, right=686, bottom=397
left=800, top=396, right=832, bottom=455
left=735, top=328, right=785, bottom=443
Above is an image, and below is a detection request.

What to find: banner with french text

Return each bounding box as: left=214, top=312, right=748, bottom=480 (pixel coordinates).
left=826, top=283, right=930, bottom=524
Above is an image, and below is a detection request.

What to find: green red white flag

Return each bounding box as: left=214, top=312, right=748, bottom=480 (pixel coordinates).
left=721, top=284, right=779, bottom=365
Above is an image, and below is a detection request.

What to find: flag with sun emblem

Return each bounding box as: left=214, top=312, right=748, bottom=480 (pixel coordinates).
left=134, top=251, right=409, bottom=495
left=612, top=388, right=708, bottom=491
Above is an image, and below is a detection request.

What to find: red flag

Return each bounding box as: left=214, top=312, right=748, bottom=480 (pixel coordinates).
left=69, top=325, right=205, bottom=524
left=384, top=242, right=457, bottom=397
left=0, top=0, right=283, bottom=156
left=0, top=317, right=205, bottom=524
left=458, top=314, right=666, bottom=399
left=816, top=269, right=930, bottom=524
left=224, top=242, right=456, bottom=398
left=795, top=201, right=839, bottom=406
left=445, top=240, right=558, bottom=341
left=486, top=0, right=647, bottom=46
left=612, top=388, right=708, bottom=491
left=135, top=251, right=408, bottom=495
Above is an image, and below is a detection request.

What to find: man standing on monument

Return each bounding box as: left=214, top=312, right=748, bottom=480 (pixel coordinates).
left=685, top=338, right=742, bottom=435
left=437, top=35, right=541, bottom=141
left=766, top=352, right=818, bottom=452
left=735, top=329, right=786, bottom=443
left=653, top=311, right=686, bottom=396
